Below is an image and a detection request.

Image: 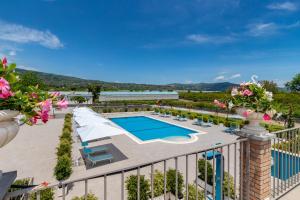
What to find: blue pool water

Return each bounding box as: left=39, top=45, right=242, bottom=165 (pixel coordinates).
left=271, top=150, right=300, bottom=180
left=110, top=116, right=197, bottom=141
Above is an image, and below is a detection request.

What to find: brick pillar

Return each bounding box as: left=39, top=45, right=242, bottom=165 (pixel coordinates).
left=239, top=129, right=274, bottom=200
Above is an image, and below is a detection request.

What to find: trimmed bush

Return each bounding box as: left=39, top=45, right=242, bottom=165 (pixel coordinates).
left=166, top=169, right=184, bottom=196
left=56, top=139, right=72, bottom=157
left=54, top=154, right=72, bottom=181
left=198, top=159, right=213, bottom=185
left=126, top=175, right=150, bottom=200
left=153, top=170, right=164, bottom=197
left=71, top=193, right=98, bottom=200
left=30, top=188, right=54, bottom=200
left=223, top=172, right=235, bottom=199
left=185, top=184, right=205, bottom=200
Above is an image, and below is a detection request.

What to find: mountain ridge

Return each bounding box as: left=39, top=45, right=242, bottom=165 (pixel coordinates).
left=16, top=68, right=237, bottom=91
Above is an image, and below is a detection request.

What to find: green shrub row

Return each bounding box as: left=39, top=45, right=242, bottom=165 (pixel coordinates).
left=156, top=108, right=285, bottom=132
left=54, top=113, right=73, bottom=181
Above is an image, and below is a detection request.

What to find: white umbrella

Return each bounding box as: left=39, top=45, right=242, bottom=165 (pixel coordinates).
left=77, top=123, right=124, bottom=142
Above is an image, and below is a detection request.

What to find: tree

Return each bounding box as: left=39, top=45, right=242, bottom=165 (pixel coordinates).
left=19, top=72, right=47, bottom=90
left=259, top=80, right=278, bottom=93
left=153, top=170, right=164, bottom=197
left=286, top=73, right=300, bottom=92
left=71, top=96, right=86, bottom=104
left=185, top=184, right=205, bottom=200
left=198, top=159, right=213, bottom=185
left=88, top=84, right=101, bottom=103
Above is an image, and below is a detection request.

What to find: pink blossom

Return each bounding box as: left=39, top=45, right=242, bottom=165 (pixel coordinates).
left=31, top=92, right=38, bottom=98
left=0, top=90, right=13, bottom=99
left=30, top=116, right=38, bottom=124
left=0, top=77, right=10, bottom=91
left=57, top=99, right=68, bottom=109
left=40, top=111, right=49, bottom=123
left=242, top=89, right=253, bottom=96
left=213, top=99, right=226, bottom=109
left=242, top=109, right=253, bottom=117
left=2, top=57, right=7, bottom=66
left=39, top=99, right=52, bottom=112
left=263, top=114, right=271, bottom=121
left=51, top=91, right=60, bottom=98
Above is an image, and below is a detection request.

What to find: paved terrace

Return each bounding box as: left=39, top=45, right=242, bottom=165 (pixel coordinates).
left=1, top=110, right=299, bottom=199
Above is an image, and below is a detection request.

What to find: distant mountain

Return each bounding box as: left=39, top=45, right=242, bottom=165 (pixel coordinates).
left=16, top=68, right=237, bottom=91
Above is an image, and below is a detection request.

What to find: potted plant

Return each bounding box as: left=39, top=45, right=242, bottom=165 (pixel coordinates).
left=229, top=77, right=276, bottom=135
left=0, top=57, right=68, bottom=148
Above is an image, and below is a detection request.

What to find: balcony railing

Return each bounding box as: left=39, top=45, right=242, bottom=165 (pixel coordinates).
left=271, top=127, right=300, bottom=199
left=5, top=139, right=248, bottom=200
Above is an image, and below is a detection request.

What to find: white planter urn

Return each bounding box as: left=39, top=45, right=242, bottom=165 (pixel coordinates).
left=0, top=110, right=20, bottom=148
left=236, top=108, right=267, bottom=136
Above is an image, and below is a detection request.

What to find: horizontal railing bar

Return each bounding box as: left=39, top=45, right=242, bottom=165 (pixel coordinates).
left=272, top=127, right=300, bottom=135
left=6, top=138, right=248, bottom=197
left=62, top=139, right=248, bottom=185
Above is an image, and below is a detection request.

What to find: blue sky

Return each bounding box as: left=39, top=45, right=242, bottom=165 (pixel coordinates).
left=0, top=0, right=299, bottom=86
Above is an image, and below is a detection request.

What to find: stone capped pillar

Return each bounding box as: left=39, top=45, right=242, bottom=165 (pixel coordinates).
left=239, top=127, right=275, bottom=200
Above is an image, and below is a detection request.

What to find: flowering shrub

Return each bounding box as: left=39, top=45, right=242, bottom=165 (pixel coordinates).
left=214, top=78, right=275, bottom=121
left=0, top=58, right=68, bottom=125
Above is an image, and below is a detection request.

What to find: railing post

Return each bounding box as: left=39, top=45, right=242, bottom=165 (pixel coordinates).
left=238, top=125, right=275, bottom=200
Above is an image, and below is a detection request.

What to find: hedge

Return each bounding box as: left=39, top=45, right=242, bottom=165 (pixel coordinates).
left=126, top=175, right=150, bottom=200
left=54, top=113, right=73, bottom=181
left=71, top=193, right=98, bottom=200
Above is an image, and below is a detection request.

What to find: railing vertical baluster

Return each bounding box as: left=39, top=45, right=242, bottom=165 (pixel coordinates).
left=220, top=147, right=223, bottom=199
left=186, top=155, right=189, bottom=200
left=276, top=135, right=279, bottom=196
left=175, top=157, right=178, bottom=200
left=292, top=130, right=295, bottom=185
left=205, top=151, right=207, bottom=198
left=282, top=131, right=284, bottom=193
left=288, top=130, right=291, bottom=188
left=298, top=129, right=300, bottom=183
left=164, top=160, right=167, bottom=200
left=85, top=179, right=88, bottom=200
left=151, top=163, right=154, bottom=200
left=36, top=191, right=41, bottom=200
left=121, top=171, right=124, bottom=200
left=104, top=175, right=107, bottom=200
left=137, top=167, right=140, bottom=200
left=234, top=143, right=237, bottom=200
left=240, top=142, right=243, bottom=200
left=273, top=138, right=276, bottom=198
left=227, top=145, right=230, bottom=199
left=213, top=149, right=216, bottom=200
left=62, top=184, right=66, bottom=200
left=196, top=153, right=199, bottom=200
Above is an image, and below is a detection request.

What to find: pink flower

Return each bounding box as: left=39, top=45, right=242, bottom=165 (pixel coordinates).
left=31, top=92, right=38, bottom=98
left=30, top=116, right=38, bottom=124
left=57, top=99, right=68, bottom=109
left=263, top=114, right=271, bottom=121
left=214, top=99, right=226, bottom=109
left=242, top=109, right=253, bottom=117
left=2, top=57, right=7, bottom=66
left=39, top=99, right=52, bottom=112
left=40, top=111, right=49, bottom=123
left=242, top=89, right=253, bottom=96
left=51, top=91, right=60, bottom=98
left=0, top=77, right=12, bottom=99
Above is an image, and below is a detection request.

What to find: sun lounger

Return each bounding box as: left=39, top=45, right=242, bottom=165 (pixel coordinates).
left=225, top=123, right=240, bottom=134
left=83, top=146, right=108, bottom=155
left=87, top=153, right=113, bottom=166
left=178, top=116, right=187, bottom=121
left=194, top=118, right=212, bottom=127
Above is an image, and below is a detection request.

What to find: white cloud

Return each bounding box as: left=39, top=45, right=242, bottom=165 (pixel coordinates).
left=186, top=34, right=235, bottom=44
left=9, top=50, right=16, bottom=56
left=247, top=23, right=278, bottom=36
left=246, top=21, right=300, bottom=37
left=229, top=73, right=241, bottom=79
left=267, top=2, right=298, bottom=11
left=214, top=75, right=225, bottom=81
left=185, top=80, right=193, bottom=84
left=0, top=21, right=63, bottom=49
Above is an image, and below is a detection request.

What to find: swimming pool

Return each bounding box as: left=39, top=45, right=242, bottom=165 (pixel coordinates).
left=110, top=116, right=198, bottom=143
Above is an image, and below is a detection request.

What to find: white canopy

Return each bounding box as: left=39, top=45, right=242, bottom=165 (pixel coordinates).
left=77, top=123, right=124, bottom=142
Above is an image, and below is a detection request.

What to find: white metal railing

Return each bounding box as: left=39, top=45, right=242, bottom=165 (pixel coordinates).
left=5, top=139, right=248, bottom=200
